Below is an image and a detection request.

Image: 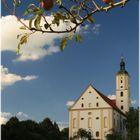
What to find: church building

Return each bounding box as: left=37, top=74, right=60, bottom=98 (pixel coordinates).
left=68, top=58, right=130, bottom=140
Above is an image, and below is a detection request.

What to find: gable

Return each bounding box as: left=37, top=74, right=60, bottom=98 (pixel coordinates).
left=70, top=85, right=111, bottom=110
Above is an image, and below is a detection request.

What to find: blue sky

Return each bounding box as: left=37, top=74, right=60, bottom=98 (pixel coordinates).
left=1, top=0, right=139, bottom=124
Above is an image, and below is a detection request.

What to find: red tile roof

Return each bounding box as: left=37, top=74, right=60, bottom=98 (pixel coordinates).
left=93, top=86, right=126, bottom=117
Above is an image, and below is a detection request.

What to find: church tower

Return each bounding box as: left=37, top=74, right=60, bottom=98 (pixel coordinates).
left=116, top=57, right=130, bottom=114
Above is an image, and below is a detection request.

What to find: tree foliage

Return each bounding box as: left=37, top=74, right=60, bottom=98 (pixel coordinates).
left=126, top=107, right=139, bottom=140
left=106, top=107, right=139, bottom=140
left=106, top=132, right=123, bottom=140
left=73, top=128, right=93, bottom=140
left=1, top=116, right=68, bottom=140
left=2, top=0, right=129, bottom=52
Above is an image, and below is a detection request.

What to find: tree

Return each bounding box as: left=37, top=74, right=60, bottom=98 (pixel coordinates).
left=61, top=127, right=69, bottom=140
left=106, top=107, right=139, bottom=140
left=73, top=128, right=93, bottom=140
left=126, top=107, right=139, bottom=140
left=106, top=132, right=123, bottom=140
left=39, top=117, right=62, bottom=140
left=2, top=0, right=129, bottom=52
left=1, top=116, right=63, bottom=140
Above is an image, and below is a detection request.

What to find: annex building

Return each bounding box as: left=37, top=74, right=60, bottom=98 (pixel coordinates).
left=68, top=58, right=130, bottom=140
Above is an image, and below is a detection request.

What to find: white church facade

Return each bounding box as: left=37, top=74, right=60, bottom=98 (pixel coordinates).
left=68, top=58, right=130, bottom=140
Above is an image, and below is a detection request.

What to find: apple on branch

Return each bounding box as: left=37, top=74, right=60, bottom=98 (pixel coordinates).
left=102, top=0, right=113, bottom=4
left=40, top=0, right=54, bottom=11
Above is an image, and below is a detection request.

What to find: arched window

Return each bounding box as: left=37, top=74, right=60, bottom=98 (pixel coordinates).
left=114, top=118, right=115, bottom=127
left=81, top=103, right=84, bottom=107
left=73, top=118, right=77, bottom=128
left=121, top=105, right=124, bottom=110
left=96, top=103, right=99, bottom=107
left=96, top=131, right=99, bottom=137
left=88, top=117, right=92, bottom=128
left=104, top=117, right=108, bottom=128
left=120, top=92, right=123, bottom=97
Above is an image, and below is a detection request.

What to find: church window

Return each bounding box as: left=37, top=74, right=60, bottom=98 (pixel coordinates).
left=104, top=117, right=108, bottom=128
left=82, top=98, right=84, bottom=100
left=88, top=103, right=92, bottom=108
left=120, top=86, right=123, bottom=88
left=89, top=91, right=92, bottom=93
left=120, top=92, right=123, bottom=97
left=96, top=103, right=99, bottom=107
left=114, top=118, right=115, bottom=127
left=96, top=97, right=99, bottom=99
left=121, top=80, right=123, bottom=83
left=96, top=117, right=99, bottom=120
left=121, top=106, right=124, bottom=110
left=120, top=120, right=122, bottom=130
left=96, top=131, right=99, bottom=137
left=81, top=103, right=84, bottom=107
left=81, top=118, right=84, bottom=120
left=73, top=118, right=77, bottom=128
left=117, top=120, right=119, bottom=129
left=88, top=112, right=92, bottom=115
left=121, top=100, right=123, bottom=102
left=88, top=117, right=92, bottom=128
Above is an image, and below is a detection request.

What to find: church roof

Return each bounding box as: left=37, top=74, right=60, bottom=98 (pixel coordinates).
left=117, top=57, right=129, bottom=76
left=69, top=84, right=126, bottom=117
left=93, top=86, right=126, bottom=117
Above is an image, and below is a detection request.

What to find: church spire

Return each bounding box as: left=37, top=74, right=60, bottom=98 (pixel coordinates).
left=117, top=56, right=128, bottom=75
left=120, top=57, right=125, bottom=71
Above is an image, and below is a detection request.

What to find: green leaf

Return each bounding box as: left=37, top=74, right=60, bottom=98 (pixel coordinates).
left=29, top=16, right=36, bottom=29
left=17, top=34, right=29, bottom=54
left=69, top=32, right=74, bottom=40
left=34, top=9, right=44, bottom=15
left=56, top=0, right=62, bottom=5
left=87, top=16, right=94, bottom=24
left=13, top=0, right=21, bottom=7
left=17, top=34, right=22, bottom=39
left=19, top=26, right=27, bottom=30
left=76, top=34, right=82, bottom=42
left=34, top=15, right=42, bottom=30
left=60, top=37, right=68, bottom=51
left=24, top=9, right=33, bottom=16
left=27, top=4, right=37, bottom=9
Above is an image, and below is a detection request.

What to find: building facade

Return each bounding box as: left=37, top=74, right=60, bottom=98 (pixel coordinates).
left=68, top=58, right=130, bottom=140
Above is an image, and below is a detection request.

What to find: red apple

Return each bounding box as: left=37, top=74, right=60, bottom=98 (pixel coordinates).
left=41, top=0, right=54, bottom=11
left=102, top=0, right=113, bottom=4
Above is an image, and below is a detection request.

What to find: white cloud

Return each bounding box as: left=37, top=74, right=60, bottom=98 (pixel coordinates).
left=0, top=112, right=12, bottom=125
left=66, top=101, right=75, bottom=108
left=57, top=122, right=69, bottom=130
left=131, top=99, right=137, bottom=105
left=108, top=94, right=116, bottom=100
left=0, top=112, right=29, bottom=125
left=92, top=24, right=101, bottom=35
left=1, top=15, right=77, bottom=61
left=1, top=65, right=38, bottom=90
left=16, top=112, right=29, bottom=120
left=80, top=24, right=101, bottom=35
